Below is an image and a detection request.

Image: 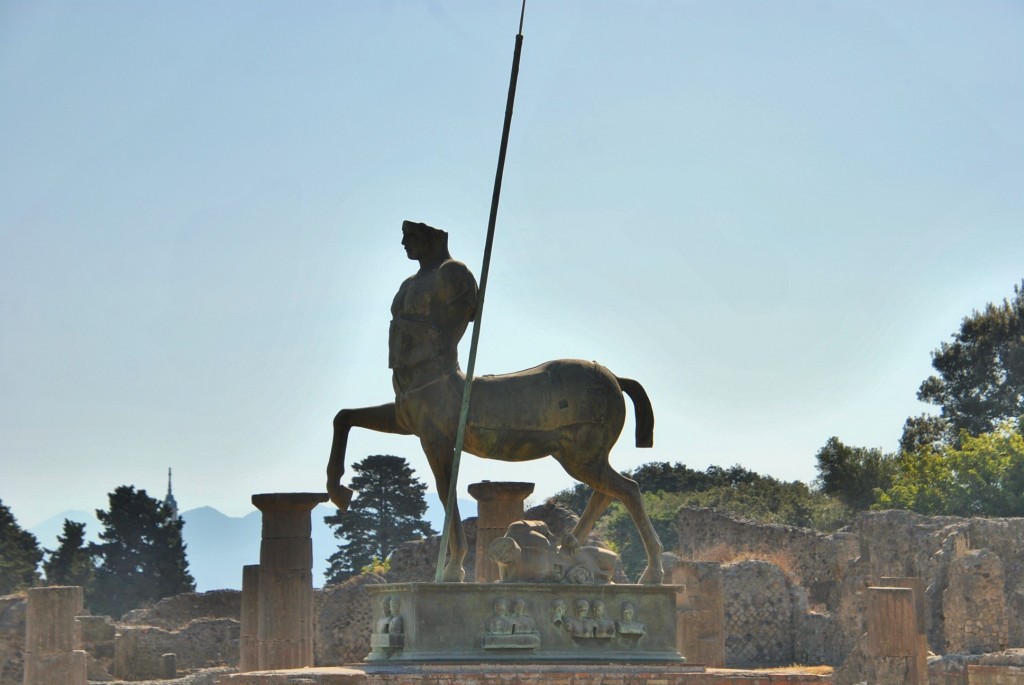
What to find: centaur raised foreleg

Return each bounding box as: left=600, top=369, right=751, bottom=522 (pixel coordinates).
left=327, top=403, right=411, bottom=511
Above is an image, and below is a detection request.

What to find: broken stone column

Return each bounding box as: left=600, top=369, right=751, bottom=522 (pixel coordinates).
left=882, top=577, right=928, bottom=685
left=252, top=492, right=328, bottom=670
left=468, top=481, right=534, bottom=583
left=160, top=653, right=177, bottom=679
left=24, top=586, right=87, bottom=685
left=239, top=564, right=260, bottom=672
left=867, top=585, right=926, bottom=685
left=669, top=559, right=725, bottom=667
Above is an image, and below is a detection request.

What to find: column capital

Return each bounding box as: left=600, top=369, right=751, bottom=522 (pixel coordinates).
left=251, top=492, right=328, bottom=513
left=467, top=481, right=534, bottom=502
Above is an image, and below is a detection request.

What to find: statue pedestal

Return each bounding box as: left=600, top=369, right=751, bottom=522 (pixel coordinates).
left=365, top=582, right=684, bottom=663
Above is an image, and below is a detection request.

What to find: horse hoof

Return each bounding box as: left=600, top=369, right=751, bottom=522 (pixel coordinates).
left=638, top=566, right=664, bottom=585
left=441, top=565, right=466, bottom=583
left=328, top=484, right=354, bottom=512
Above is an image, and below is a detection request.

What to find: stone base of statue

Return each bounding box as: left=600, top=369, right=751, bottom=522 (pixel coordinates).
left=365, top=582, right=684, bottom=663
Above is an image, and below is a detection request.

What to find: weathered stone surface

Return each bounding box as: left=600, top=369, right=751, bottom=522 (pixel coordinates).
left=0, top=594, right=26, bottom=685
left=25, top=586, right=82, bottom=654
left=468, top=481, right=533, bottom=583
left=219, top=663, right=831, bottom=685
left=944, top=549, right=1008, bottom=654
left=721, top=560, right=799, bottom=668
left=867, top=587, right=917, bottom=657
left=677, top=507, right=1024, bottom=671
left=385, top=521, right=477, bottom=583
left=113, top=618, right=239, bottom=680
left=364, top=582, right=682, bottom=663
left=24, top=586, right=85, bottom=685
left=252, top=492, right=324, bottom=670
left=314, top=575, right=387, bottom=668
left=120, top=590, right=241, bottom=630
left=22, top=649, right=86, bottom=685
left=100, top=666, right=233, bottom=685
left=239, top=565, right=259, bottom=673
left=668, top=558, right=725, bottom=667
left=677, top=508, right=856, bottom=609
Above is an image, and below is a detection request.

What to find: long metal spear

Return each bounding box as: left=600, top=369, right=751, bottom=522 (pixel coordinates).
left=435, top=2, right=527, bottom=582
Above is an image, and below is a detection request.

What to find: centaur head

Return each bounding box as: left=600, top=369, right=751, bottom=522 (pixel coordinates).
left=401, top=220, right=450, bottom=266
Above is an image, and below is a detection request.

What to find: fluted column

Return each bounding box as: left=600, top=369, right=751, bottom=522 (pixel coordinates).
left=239, top=564, right=260, bottom=672
left=24, top=586, right=87, bottom=685
left=251, top=492, right=327, bottom=670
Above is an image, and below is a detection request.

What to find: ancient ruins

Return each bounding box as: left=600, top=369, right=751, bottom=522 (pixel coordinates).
left=6, top=498, right=1024, bottom=684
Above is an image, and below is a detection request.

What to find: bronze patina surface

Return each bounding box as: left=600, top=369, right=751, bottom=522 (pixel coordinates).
left=327, top=221, right=665, bottom=584
left=365, top=582, right=684, bottom=663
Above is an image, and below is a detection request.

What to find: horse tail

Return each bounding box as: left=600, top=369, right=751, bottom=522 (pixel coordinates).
left=617, top=376, right=654, bottom=448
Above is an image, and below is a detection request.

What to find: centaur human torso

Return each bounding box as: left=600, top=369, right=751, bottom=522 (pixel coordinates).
left=328, top=221, right=664, bottom=584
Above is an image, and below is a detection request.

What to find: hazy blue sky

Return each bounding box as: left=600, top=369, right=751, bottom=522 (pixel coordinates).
left=3, top=1, right=1023, bottom=529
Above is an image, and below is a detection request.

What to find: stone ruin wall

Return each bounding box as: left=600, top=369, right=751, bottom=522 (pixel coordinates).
left=0, top=596, right=25, bottom=685
left=676, top=507, right=1024, bottom=670
left=0, top=590, right=242, bottom=685
left=6, top=506, right=1024, bottom=682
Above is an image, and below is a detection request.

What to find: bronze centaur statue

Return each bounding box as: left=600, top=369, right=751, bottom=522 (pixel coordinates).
left=327, top=221, right=664, bottom=584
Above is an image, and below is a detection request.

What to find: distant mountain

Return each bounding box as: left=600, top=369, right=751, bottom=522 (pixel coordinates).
left=29, top=498, right=476, bottom=592
left=179, top=507, right=262, bottom=592
left=28, top=510, right=101, bottom=549
left=182, top=498, right=475, bottom=591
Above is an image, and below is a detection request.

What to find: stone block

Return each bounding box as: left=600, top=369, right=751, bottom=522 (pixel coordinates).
left=25, top=586, right=83, bottom=654
left=867, top=587, right=917, bottom=657
left=23, top=649, right=86, bottom=685
left=365, top=582, right=683, bottom=663
left=259, top=538, right=313, bottom=570
left=257, top=569, right=314, bottom=641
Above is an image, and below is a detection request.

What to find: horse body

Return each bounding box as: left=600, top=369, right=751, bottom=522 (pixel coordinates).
left=395, top=360, right=627, bottom=461
left=328, top=358, right=665, bottom=584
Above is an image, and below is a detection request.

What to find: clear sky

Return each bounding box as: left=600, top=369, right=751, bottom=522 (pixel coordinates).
left=2, top=1, right=1023, bottom=529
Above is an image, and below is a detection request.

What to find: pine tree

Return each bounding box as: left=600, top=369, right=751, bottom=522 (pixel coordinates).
left=0, top=499, right=42, bottom=594
left=911, top=280, right=1024, bottom=444
left=89, top=485, right=195, bottom=617
left=43, top=519, right=95, bottom=588
left=324, top=455, right=435, bottom=584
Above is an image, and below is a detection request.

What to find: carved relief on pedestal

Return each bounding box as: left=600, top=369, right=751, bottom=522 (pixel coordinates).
left=593, top=600, right=616, bottom=638
left=370, top=596, right=405, bottom=652
left=549, top=597, right=647, bottom=647
left=615, top=601, right=647, bottom=642
left=482, top=597, right=540, bottom=650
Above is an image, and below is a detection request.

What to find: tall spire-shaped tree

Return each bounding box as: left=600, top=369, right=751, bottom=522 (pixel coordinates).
left=89, top=485, right=194, bottom=617
left=43, top=519, right=95, bottom=588
left=324, top=455, right=435, bottom=584
left=0, top=499, right=42, bottom=594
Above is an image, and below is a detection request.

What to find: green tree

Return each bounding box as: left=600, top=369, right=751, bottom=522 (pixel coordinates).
left=595, top=478, right=848, bottom=580
left=877, top=422, right=1024, bottom=517
left=910, top=280, right=1024, bottom=445
left=550, top=462, right=766, bottom=513
left=551, top=461, right=850, bottom=579
left=89, top=486, right=195, bottom=617
left=814, top=437, right=896, bottom=511
left=324, top=455, right=435, bottom=584
left=0, top=499, right=42, bottom=594
left=43, top=520, right=95, bottom=588
left=899, top=414, right=949, bottom=453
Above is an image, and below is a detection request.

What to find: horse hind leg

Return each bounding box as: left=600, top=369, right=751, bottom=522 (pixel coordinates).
left=572, top=490, right=614, bottom=544
left=557, top=448, right=665, bottom=585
